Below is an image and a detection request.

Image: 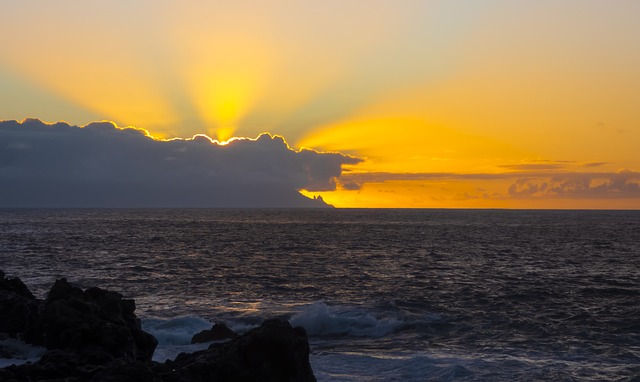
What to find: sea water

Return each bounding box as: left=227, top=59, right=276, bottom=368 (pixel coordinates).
left=1, top=209, right=639, bottom=381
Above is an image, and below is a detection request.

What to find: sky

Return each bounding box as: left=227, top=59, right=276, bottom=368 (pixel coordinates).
left=1, top=1, right=639, bottom=208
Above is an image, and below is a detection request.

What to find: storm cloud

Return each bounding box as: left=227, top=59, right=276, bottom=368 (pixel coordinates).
left=0, top=119, right=361, bottom=207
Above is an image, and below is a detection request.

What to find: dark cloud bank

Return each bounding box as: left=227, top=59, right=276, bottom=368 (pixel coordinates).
left=0, top=119, right=361, bottom=208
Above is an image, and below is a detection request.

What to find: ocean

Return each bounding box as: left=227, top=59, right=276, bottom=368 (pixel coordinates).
left=1, top=209, right=639, bottom=381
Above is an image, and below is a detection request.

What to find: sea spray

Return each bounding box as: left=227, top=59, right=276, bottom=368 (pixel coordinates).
left=2, top=209, right=638, bottom=381
left=142, top=316, right=213, bottom=362
left=0, top=337, right=46, bottom=368
left=290, top=302, right=401, bottom=337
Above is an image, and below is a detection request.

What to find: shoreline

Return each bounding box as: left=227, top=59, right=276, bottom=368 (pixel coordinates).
left=0, top=271, right=317, bottom=381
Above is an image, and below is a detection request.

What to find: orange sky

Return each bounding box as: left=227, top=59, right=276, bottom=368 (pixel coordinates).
left=1, top=1, right=639, bottom=208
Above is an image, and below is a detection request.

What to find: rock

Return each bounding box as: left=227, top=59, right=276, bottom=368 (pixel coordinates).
left=0, top=271, right=39, bottom=337
left=0, top=273, right=317, bottom=381
left=92, top=360, right=156, bottom=382
left=0, top=274, right=157, bottom=364
left=157, top=318, right=316, bottom=382
left=2, top=318, right=317, bottom=382
left=0, top=350, right=155, bottom=382
left=0, top=349, right=93, bottom=381
left=0, top=270, right=35, bottom=299
left=24, top=278, right=157, bottom=363
left=191, top=322, right=237, bottom=344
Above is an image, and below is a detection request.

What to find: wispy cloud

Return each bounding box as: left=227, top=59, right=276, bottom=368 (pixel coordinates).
left=497, top=163, right=568, bottom=171
left=581, top=162, right=611, bottom=168
left=509, top=171, right=640, bottom=199
left=339, top=170, right=640, bottom=200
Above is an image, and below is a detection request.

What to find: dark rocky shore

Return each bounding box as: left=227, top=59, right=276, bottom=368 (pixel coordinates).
left=0, top=271, right=316, bottom=381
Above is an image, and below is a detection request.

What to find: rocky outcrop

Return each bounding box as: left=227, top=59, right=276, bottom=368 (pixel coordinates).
left=163, top=319, right=315, bottom=381
left=0, top=271, right=40, bottom=339
left=191, top=322, right=238, bottom=344
left=0, top=272, right=316, bottom=382
left=21, top=278, right=158, bottom=363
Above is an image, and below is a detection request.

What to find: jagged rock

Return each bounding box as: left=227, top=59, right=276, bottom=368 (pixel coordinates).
left=1, top=318, right=317, bottom=382
left=191, top=322, right=237, bottom=344
left=0, top=271, right=39, bottom=337
left=1, top=274, right=157, bottom=364
left=0, top=270, right=35, bottom=299
left=92, top=360, right=156, bottom=382
left=0, top=273, right=317, bottom=382
left=23, top=278, right=157, bottom=363
left=157, top=319, right=316, bottom=382
left=0, top=350, right=155, bottom=382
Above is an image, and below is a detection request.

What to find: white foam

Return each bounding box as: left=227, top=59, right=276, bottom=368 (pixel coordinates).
left=227, top=321, right=259, bottom=335
left=311, top=349, right=515, bottom=382
left=289, top=302, right=401, bottom=338
left=141, top=316, right=252, bottom=363
left=142, top=316, right=212, bottom=346
left=311, top=352, right=448, bottom=382
left=151, top=342, right=212, bottom=363
left=0, top=337, right=46, bottom=368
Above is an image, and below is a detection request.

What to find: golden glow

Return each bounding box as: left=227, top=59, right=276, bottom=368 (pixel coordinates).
left=303, top=178, right=640, bottom=210
left=303, top=180, right=515, bottom=209
left=2, top=2, right=640, bottom=208
left=298, top=116, right=528, bottom=174
left=214, top=127, right=236, bottom=143
left=184, top=36, right=273, bottom=141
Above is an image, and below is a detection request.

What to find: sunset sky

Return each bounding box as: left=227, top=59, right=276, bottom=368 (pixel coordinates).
left=2, top=1, right=639, bottom=208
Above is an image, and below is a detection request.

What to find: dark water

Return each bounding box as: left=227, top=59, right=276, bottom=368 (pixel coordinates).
left=1, top=209, right=639, bottom=381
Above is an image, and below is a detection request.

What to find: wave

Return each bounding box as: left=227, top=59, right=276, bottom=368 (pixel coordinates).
left=311, top=350, right=640, bottom=382
left=141, top=316, right=216, bottom=362
left=141, top=316, right=259, bottom=363
left=290, top=302, right=402, bottom=338
left=311, top=351, right=477, bottom=382
left=142, top=316, right=213, bottom=346
left=141, top=302, right=407, bottom=346
left=0, top=336, right=46, bottom=368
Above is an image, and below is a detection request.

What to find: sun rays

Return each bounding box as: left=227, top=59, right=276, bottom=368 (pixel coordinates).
left=1, top=1, right=640, bottom=208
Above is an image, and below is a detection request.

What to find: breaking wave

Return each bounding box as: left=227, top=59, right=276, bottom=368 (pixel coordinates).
left=290, top=302, right=401, bottom=338
left=0, top=336, right=46, bottom=368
